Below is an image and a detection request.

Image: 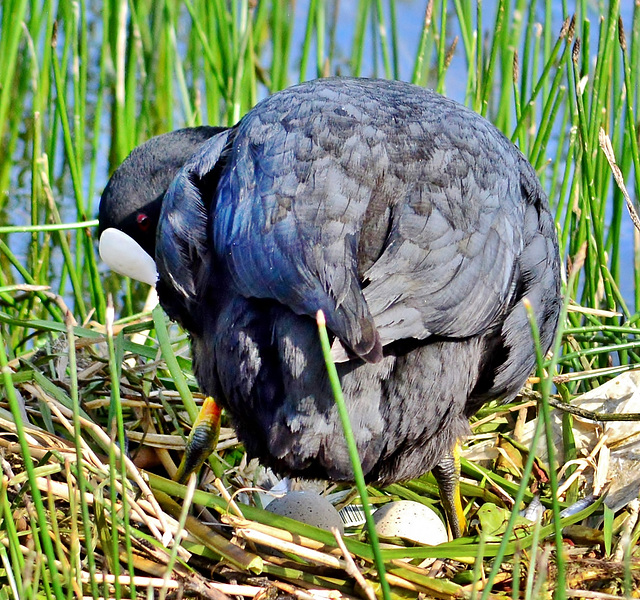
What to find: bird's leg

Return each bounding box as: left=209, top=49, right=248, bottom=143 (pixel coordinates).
left=174, top=397, right=222, bottom=484
left=432, top=443, right=466, bottom=539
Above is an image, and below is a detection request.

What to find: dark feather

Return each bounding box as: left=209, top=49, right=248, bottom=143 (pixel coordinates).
left=99, top=77, right=561, bottom=486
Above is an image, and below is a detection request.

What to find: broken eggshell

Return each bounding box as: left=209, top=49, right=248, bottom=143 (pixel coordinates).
left=373, top=500, right=448, bottom=545
left=266, top=491, right=344, bottom=534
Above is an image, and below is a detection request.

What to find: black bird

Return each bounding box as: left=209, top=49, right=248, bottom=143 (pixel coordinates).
left=99, top=77, right=561, bottom=537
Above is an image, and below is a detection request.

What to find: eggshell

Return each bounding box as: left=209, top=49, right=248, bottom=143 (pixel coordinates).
left=266, top=491, right=344, bottom=534
left=373, top=500, right=448, bottom=545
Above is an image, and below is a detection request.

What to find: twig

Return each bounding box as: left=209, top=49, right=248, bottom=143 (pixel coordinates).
left=235, top=528, right=346, bottom=570
left=547, top=395, right=640, bottom=422
left=566, top=303, right=622, bottom=318
left=332, top=527, right=376, bottom=600
left=271, top=579, right=352, bottom=600
left=36, top=386, right=173, bottom=543
left=567, top=591, right=639, bottom=600
left=599, top=128, right=640, bottom=233
left=5, top=284, right=78, bottom=326
left=80, top=571, right=180, bottom=588
left=221, top=514, right=342, bottom=555
left=216, top=478, right=245, bottom=517
left=556, top=434, right=607, bottom=498
left=613, top=499, right=640, bottom=562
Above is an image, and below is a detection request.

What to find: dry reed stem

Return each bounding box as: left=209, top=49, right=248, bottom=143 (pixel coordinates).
left=599, top=128, right=640, bottom=233
left=235, top=527, right=347, bottom=569
left=332, top=527, right=376, bottom=600
left=48, top=392, right=172, bottom=540
left=222, top=514, right=343, bottom=555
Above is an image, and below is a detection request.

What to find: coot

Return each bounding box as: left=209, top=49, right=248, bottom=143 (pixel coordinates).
left=99, top=77, right=561, bottom=537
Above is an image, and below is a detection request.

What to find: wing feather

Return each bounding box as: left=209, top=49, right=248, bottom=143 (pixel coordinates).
left=155, top=128, right=234, bottom=331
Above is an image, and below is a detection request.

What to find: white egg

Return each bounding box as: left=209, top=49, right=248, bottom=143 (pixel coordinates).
left=266, top=491, right=344, bottom=534
left=373, top=500, right=448, bottom=545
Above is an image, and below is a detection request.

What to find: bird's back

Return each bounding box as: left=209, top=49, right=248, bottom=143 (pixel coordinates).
left=158, top=78, right=560, bottom=484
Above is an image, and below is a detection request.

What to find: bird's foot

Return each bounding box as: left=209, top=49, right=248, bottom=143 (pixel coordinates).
left=432, top=443, right=467, bottom=539
left=174, top=397, right=221, bottom=484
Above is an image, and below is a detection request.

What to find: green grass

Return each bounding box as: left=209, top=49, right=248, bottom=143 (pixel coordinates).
left=1, top=0, right=640, bottom=598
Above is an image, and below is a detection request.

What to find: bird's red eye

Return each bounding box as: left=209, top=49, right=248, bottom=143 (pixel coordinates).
left=136, top=213, right=150, bottom=231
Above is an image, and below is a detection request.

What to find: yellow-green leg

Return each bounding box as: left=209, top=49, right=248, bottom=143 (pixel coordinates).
left=175, top=397, right=222, bottom=484
left=432, top=442, right=467, bottom=539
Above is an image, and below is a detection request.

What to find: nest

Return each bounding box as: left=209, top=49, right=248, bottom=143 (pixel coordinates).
left=2, top=318, right=639, bottom=599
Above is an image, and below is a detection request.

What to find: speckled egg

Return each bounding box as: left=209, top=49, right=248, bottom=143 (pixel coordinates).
left=373, top=500, right=448, bottom=545
left=266, top=491, right=344, bottom=534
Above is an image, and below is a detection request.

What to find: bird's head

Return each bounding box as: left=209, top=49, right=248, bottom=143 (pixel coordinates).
left=98, top=126, right=227, bottom=286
